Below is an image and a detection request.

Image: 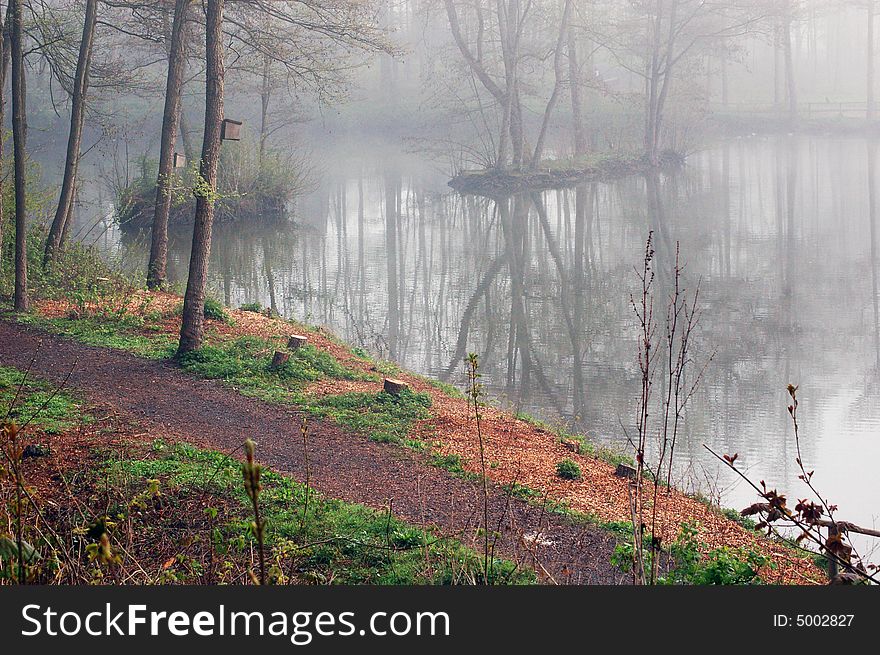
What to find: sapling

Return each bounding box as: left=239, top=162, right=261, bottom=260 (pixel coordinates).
left=242, top=438, right=266, bottom=585
left=466, top=352, right=492, bottom=584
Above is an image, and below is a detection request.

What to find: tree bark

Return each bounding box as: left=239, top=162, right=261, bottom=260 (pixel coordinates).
left=567, top=28, right=586, bottom=157
left=147, top=0, right=192, bottom=290
left=177, top=0, right=224, bottom=355
left=0, top=2, right=12, bottom=258
left=43, top=0, right=98, bottom=266
left=383, top=378, right=409, bottom=396
left=259, top=52, right=270, bottom=164
left=11, top=0, right=27, bottom=312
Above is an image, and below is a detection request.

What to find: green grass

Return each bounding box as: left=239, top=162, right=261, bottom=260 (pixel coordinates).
left=413, top=374, right=466, bottom=399
left=107, top=440, right=535, bottom=585
left=174, top=339, right=430, bottom=448
left=12, top=305, right=434, bottom=452
left=0, top=366, right=88, bottom=434
left=175, top=336, right=376, bottom=399
left=16, top=314, right=175, bottom=359
left=302, top=389, right=432, bottom=447
left=429, top=452, right=467, bottom=475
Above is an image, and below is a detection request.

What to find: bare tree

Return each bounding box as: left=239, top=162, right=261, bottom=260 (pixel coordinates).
left=443, top=0, right=527, bottom=169
left=43, top=0, right=99, bottom=267
left=530, top=0, right=573, bottom=168
left=592, top=0, right=768, bottom=163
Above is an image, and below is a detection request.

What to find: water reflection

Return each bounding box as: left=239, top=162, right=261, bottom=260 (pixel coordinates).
left=86, top=135, right=880, bottom=540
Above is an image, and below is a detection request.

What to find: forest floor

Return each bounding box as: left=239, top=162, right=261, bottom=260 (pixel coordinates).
left=0, top=290, right=825, bottom=584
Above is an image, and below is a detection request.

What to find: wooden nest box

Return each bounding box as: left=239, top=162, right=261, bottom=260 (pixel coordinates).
left=221, top=118, right=242, bottom=141
left=173, top=152, right=186, bottom=168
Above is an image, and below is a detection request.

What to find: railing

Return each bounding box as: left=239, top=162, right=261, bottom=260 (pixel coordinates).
left=711, top=101, right=872, bottom=119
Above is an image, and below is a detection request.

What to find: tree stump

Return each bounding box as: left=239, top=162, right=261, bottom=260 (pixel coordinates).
left=614, top=463, right=637, bottom=480
left=287, top=335, right=307, bottom=350
left=561, top=439, right=580, bottom=453
left=270, top=351, right=289, bottom=369
left=383, top=378, right=409, bottom=396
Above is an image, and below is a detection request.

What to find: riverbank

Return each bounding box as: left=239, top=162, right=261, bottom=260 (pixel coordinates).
left=0, top=279, right=825, bottom=584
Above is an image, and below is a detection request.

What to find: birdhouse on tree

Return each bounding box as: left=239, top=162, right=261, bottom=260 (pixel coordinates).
left=173, top=152, right=186, bottom=168
left=221, top=118, right=242, bottom=141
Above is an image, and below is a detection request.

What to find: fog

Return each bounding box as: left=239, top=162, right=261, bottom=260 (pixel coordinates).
left=6, top=0, right=880, bottom=574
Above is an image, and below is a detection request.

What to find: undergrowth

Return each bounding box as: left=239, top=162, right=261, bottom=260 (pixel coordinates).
left=0, top=366, right=87, bottom=434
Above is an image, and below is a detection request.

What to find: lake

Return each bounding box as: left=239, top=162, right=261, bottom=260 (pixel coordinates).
left=74, top=133, right=880, bottom=558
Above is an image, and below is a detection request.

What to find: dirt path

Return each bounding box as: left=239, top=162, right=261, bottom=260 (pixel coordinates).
left=0, top=317, right=623, bottom=584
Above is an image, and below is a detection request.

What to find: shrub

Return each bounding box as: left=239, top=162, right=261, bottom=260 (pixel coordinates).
left=173, top=297, right=229, bottom=323
left=239, top=302, right=262, bottom=313
left=662, top=522, right=771, bottom=585
left=556, top=458, right=582, bottom=480
left=203, top=297, right=230, bottom=323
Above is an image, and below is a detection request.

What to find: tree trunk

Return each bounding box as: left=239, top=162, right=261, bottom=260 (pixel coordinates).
left=287, top=335, right=307, bottom=350
left=383, top=378, right=409, bottom=396
left=11, top=0, right=27, bottom=312
left=721, top=54, right=728, bottom=108
left=567, top=29, right=586, bottom=157
left=177, top=0, right=224, bottom=355
left=147, top=0, right=192, bottom=290
left=259, top=53, right=270, bottom=165
left=0, top=3, right=12, bottom=259
left=43, top=0, right=98, bottom=266
left=179, top=101, right=196, bottom=162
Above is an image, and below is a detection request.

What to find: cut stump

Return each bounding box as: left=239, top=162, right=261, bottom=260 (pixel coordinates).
left=287, top=335, right=308, bottom=350
left=270, top=351, right=290, bottom=369
left=383, top=378, right=409, bottom=396
left=561, top=439, right=580, bottom=453
left=614, top=463, right=637, bottom=480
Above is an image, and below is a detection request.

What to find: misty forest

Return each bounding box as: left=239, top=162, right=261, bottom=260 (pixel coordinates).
left=0, top=0, right=879, bottom=586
